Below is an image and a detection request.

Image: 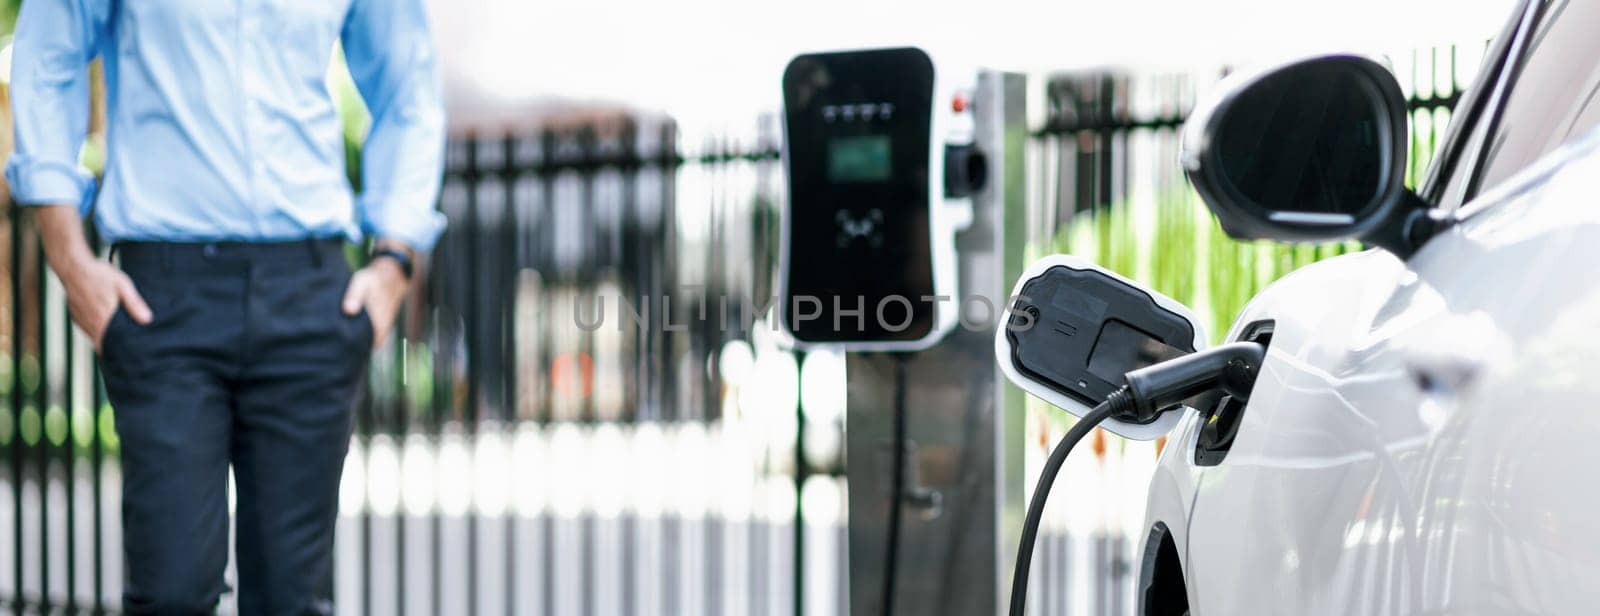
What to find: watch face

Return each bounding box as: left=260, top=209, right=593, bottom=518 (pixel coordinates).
left=781, top=48, right=937, bottom=343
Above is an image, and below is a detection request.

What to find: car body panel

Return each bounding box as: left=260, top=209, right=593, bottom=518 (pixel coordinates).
left=1147, top=127, right=1600, bottom=614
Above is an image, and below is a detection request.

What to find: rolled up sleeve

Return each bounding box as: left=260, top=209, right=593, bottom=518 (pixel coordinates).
left=341, top=0, right=448, bottom=253
left=5, top=0, right=112, bottom=213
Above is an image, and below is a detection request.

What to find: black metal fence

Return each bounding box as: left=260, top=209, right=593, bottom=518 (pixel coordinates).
left=0, top=45, right=1474, bottom=615
left=328, top=116, right=823, bottom=616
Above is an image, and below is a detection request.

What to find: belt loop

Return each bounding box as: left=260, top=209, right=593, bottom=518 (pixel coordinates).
left=307, top=238, right=324, bottom=269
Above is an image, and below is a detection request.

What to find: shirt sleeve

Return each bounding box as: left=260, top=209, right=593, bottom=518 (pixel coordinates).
left=341, top=0, right=448, bottom=253
left=4, top=0, right=113, bottom=213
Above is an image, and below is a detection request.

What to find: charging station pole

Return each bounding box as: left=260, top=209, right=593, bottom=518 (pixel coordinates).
left=845, top=70, right=1028, bottom=616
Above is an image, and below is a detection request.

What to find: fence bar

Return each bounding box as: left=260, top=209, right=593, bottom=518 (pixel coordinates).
left=62, top=257, right=76, bottom=612
left=463, top=131, right=481, bottom=616
left=89, top=372, right=103, bottom=614
left=35, top=231, right=48, bottom=613
left=11, top=208, right=24, bottom=616
left=90, top=233, right=105, bottom=615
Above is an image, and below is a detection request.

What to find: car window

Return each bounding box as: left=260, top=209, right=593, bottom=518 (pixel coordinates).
left=1471, top=0, right=1600, bottom=195
left=1422, top=0, right=1527, bottom=209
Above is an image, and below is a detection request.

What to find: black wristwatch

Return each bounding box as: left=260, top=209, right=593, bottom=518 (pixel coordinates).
left=371, top=247, right=414, bottom=280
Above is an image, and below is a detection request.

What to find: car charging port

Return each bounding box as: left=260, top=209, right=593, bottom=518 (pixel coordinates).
left=1195, top=320, right=1274, bottom=466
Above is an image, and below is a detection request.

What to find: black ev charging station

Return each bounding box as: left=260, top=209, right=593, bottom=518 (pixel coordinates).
left=780, top=48, right=1029, bottom=615
left=779, top=47, right=982, bottom=350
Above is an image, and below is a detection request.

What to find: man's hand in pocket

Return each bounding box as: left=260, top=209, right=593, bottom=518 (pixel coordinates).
left=341, top=248, right=411, bottom=350
left=64, top=257, right=153, bottom=352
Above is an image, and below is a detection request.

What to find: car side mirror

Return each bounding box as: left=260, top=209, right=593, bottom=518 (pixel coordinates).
left=1181, top=55, right=1445, bottom=258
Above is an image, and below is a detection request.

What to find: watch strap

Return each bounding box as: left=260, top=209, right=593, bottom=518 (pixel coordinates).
left=372, top=247, right=415, bottom=280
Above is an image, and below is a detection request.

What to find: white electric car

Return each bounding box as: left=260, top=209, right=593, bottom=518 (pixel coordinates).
left=1140, top=0, right=1600, bottom=613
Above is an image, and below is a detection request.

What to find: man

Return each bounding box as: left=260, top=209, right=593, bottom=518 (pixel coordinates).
left=6, top=0, right=445, bottom=612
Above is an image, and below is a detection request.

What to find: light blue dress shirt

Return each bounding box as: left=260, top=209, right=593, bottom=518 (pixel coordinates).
left=5, top=0, right=447, bottom=252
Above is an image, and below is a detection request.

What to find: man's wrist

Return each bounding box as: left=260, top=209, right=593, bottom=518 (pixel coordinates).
left=369, top=246, right=414, bottom=281
left=372, top=238, right=416, bottom=257
left=50, top=248, right=98, bottom=276
left=367, top=255, right=404, bottom=277
left=41, top=239, right=101, bottom=283
left=32, top=204, right=99, bottom=278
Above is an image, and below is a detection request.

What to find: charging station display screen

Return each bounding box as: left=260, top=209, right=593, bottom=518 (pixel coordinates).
left=828, top=136, right=892, bottom=182
left=782, top=48, right=936, bottom=343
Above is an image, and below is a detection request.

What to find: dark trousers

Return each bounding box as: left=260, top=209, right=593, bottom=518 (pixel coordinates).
left=99, top=238, right=372, bottom=615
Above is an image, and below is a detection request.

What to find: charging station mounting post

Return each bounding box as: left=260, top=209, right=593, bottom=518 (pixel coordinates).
left=780, top=46, right=1027, bottom=615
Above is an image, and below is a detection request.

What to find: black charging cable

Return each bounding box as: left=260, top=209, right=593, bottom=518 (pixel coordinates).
left=1008, top=390, right=1128, bottom=616
left=1008, top=342, right=1266, bottom=616
left=882, top=354, right=911, bottom=616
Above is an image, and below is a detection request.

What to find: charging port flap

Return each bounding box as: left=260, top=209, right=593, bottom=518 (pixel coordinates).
left=995, top=255, right=1208, bottom=440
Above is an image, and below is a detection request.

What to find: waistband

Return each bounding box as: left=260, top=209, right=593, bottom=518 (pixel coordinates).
left=114, top=237, right=349, bottom=272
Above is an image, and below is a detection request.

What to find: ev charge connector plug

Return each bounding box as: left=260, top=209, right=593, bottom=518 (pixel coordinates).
left=1117, top=341, right=1266, bottom=424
